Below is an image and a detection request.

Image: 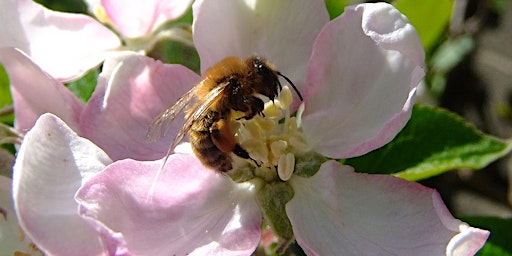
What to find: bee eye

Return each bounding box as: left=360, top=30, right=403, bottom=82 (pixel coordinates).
left=253, top=59, right=263, bottom=70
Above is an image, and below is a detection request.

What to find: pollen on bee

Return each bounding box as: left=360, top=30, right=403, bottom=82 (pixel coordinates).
left=233, top=86, right=309, bottom=182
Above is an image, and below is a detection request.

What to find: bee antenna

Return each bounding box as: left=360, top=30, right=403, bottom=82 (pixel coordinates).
left=277, top=72, right=303, bottom=101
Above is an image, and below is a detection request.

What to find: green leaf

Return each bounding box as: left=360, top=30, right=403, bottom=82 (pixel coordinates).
left=65, top=68, right=98, bottom=102
left=394, top=0, right=454, bottom=54
left=149, top=41, right=200, bottom=74
left=344, top=105, right=512, bottom=181
left=0, top=66, right=10, bottom=105
left=0, top=65, right=13, bottom=124
left=35, top=0, right=87, bottom=14
left=459, top=216, right=512, bottom=256
left=324, top=0, right=348, bottom=20
left=324, top=0, right=368, bottom=20
left=431, top=36, right=475, bottom=73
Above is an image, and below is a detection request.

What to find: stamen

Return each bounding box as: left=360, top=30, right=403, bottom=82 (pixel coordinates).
left=233, top=86, right=309, bottom=182
left=278, top=153, right=295, bottom=181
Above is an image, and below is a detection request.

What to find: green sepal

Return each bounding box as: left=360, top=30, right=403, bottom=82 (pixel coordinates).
left=228, top=164, right=256, bottom=183
left=294, top=152, right=328, bottom=178
left=256, top=181, right=294, bottom=241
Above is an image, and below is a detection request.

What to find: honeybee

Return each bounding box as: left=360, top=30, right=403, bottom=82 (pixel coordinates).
left=147, top=55, right=302, bottom=172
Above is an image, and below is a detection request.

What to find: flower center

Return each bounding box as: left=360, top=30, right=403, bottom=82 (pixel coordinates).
left=230, top=86, right=310, bottom=182
left=226, top=87, right=328, bottom=244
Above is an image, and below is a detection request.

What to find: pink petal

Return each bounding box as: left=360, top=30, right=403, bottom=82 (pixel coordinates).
left=192, top=0, right=329, bottom=91
left=302, top=3, right=425, bottom=158
left=0, top=0, right=121, bottom=81
left=0, top=47, right=84, bottom=133
left=79, top=52, right=200, bottom=161
left=286, top=161, right=489, bottom=255
left=76, top=155, right=261, bottom=255
left=12, top=113, right=112, bottom=255
left=0, top=176, right=37, bottom=254
left=102, top=0, right=193, bottom=39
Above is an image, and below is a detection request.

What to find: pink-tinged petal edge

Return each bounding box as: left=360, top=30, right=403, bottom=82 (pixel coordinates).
left=76, top=154, right=261, bottom=256
left=302, top=2, right=425, bottom=159
left=102, top=0, right=193, bottom=39
left=0, top=47, right=84, bottom=133
left=0, top=0, right=121, bottom=81
left=286, top=161, right=489, bottom=256
left=79, top=52, right=200, bottom=161
left=12, top=113, right=113, bottom=255
left=436, top=195, right=491, bottom=256
left=193, top=0, right=329, bottom=97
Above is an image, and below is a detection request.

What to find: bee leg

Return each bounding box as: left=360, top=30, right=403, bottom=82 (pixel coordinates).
left=211, top=119, right=259, bottom=167
left=233, top=144, right=260, bottom=167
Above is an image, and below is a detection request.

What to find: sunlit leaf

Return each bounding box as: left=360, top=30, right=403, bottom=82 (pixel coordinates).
left=0, top=65, right=13, bottom=124
left=345, top=105, right=512, bottom=181
left=325, top=0, right=348, bottom=20
left=66, top=69, right=98, bottom=103
left=431, top=36, right=475, bottom=73
left=394, top=0, right=454, bottom=54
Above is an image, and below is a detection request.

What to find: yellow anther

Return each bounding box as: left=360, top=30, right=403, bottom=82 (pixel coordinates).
left=262, top=102, right=282, bottom=119
left=234, top=86, right=309, bottom=182
left=270, top=140, right=288, bottom=165
left=241, top=138, right=267, bottom=163
left=277, top=86, right=293, bottom=109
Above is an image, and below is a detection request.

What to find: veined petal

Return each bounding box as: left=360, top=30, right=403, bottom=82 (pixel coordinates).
left=287, top=161, right=489, bottom=256
left=192, top=0, right=329, bottom=90
left=102, top=0, right=193, bottom=39
left=80, top=52, right=200, bottom=161
left=12, top=113, right=112, bottom=255
left=0, top=0, right=121, bottom=81
left=76, top=155, right=261, bottom=256
left=0, top=47, right=84, bottom=133
left=302, top=2, right=424, bottom=158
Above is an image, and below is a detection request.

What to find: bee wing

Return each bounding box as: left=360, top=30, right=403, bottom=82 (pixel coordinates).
left=167, top=81, right=230, bottom=152
left=149, top=81, right=230, bottom=167
left=146, top=87, right=197, bottom=142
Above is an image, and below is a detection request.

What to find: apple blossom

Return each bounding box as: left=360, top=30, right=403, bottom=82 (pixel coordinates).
left=3, top=0, right=491, bottom=255
left=0, top=0, right=192, bottom=81
left=1, top=47, right=199, bottom=254
left=0, top=47, right=206, bottom=254
left=71, top=0, right=488, bottom=255
left=0, top=47, right=198, bottom=161
left=12, top=113, right=112, bottom=255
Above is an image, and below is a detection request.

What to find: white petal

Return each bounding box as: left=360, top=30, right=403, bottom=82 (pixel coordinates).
left=0, top=47, right=85, bottom=133
left=79, top=52, right=200, bottom=161
left=192, top=0, right=328, bottom=90
left=13, top=113, right=112, bottom=255
left=286, top=161, right=488, bottom=256
left=102, top=0, right=193, bottom=38
left=302, top=3, right=424, bottom=158
left=0, top=176, right=36, bottom=254
left=447, top=224, right=490, bottom=256
left=0, top=0, right=121, bottom=81
left=76, top=157, right=261, bottom=255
